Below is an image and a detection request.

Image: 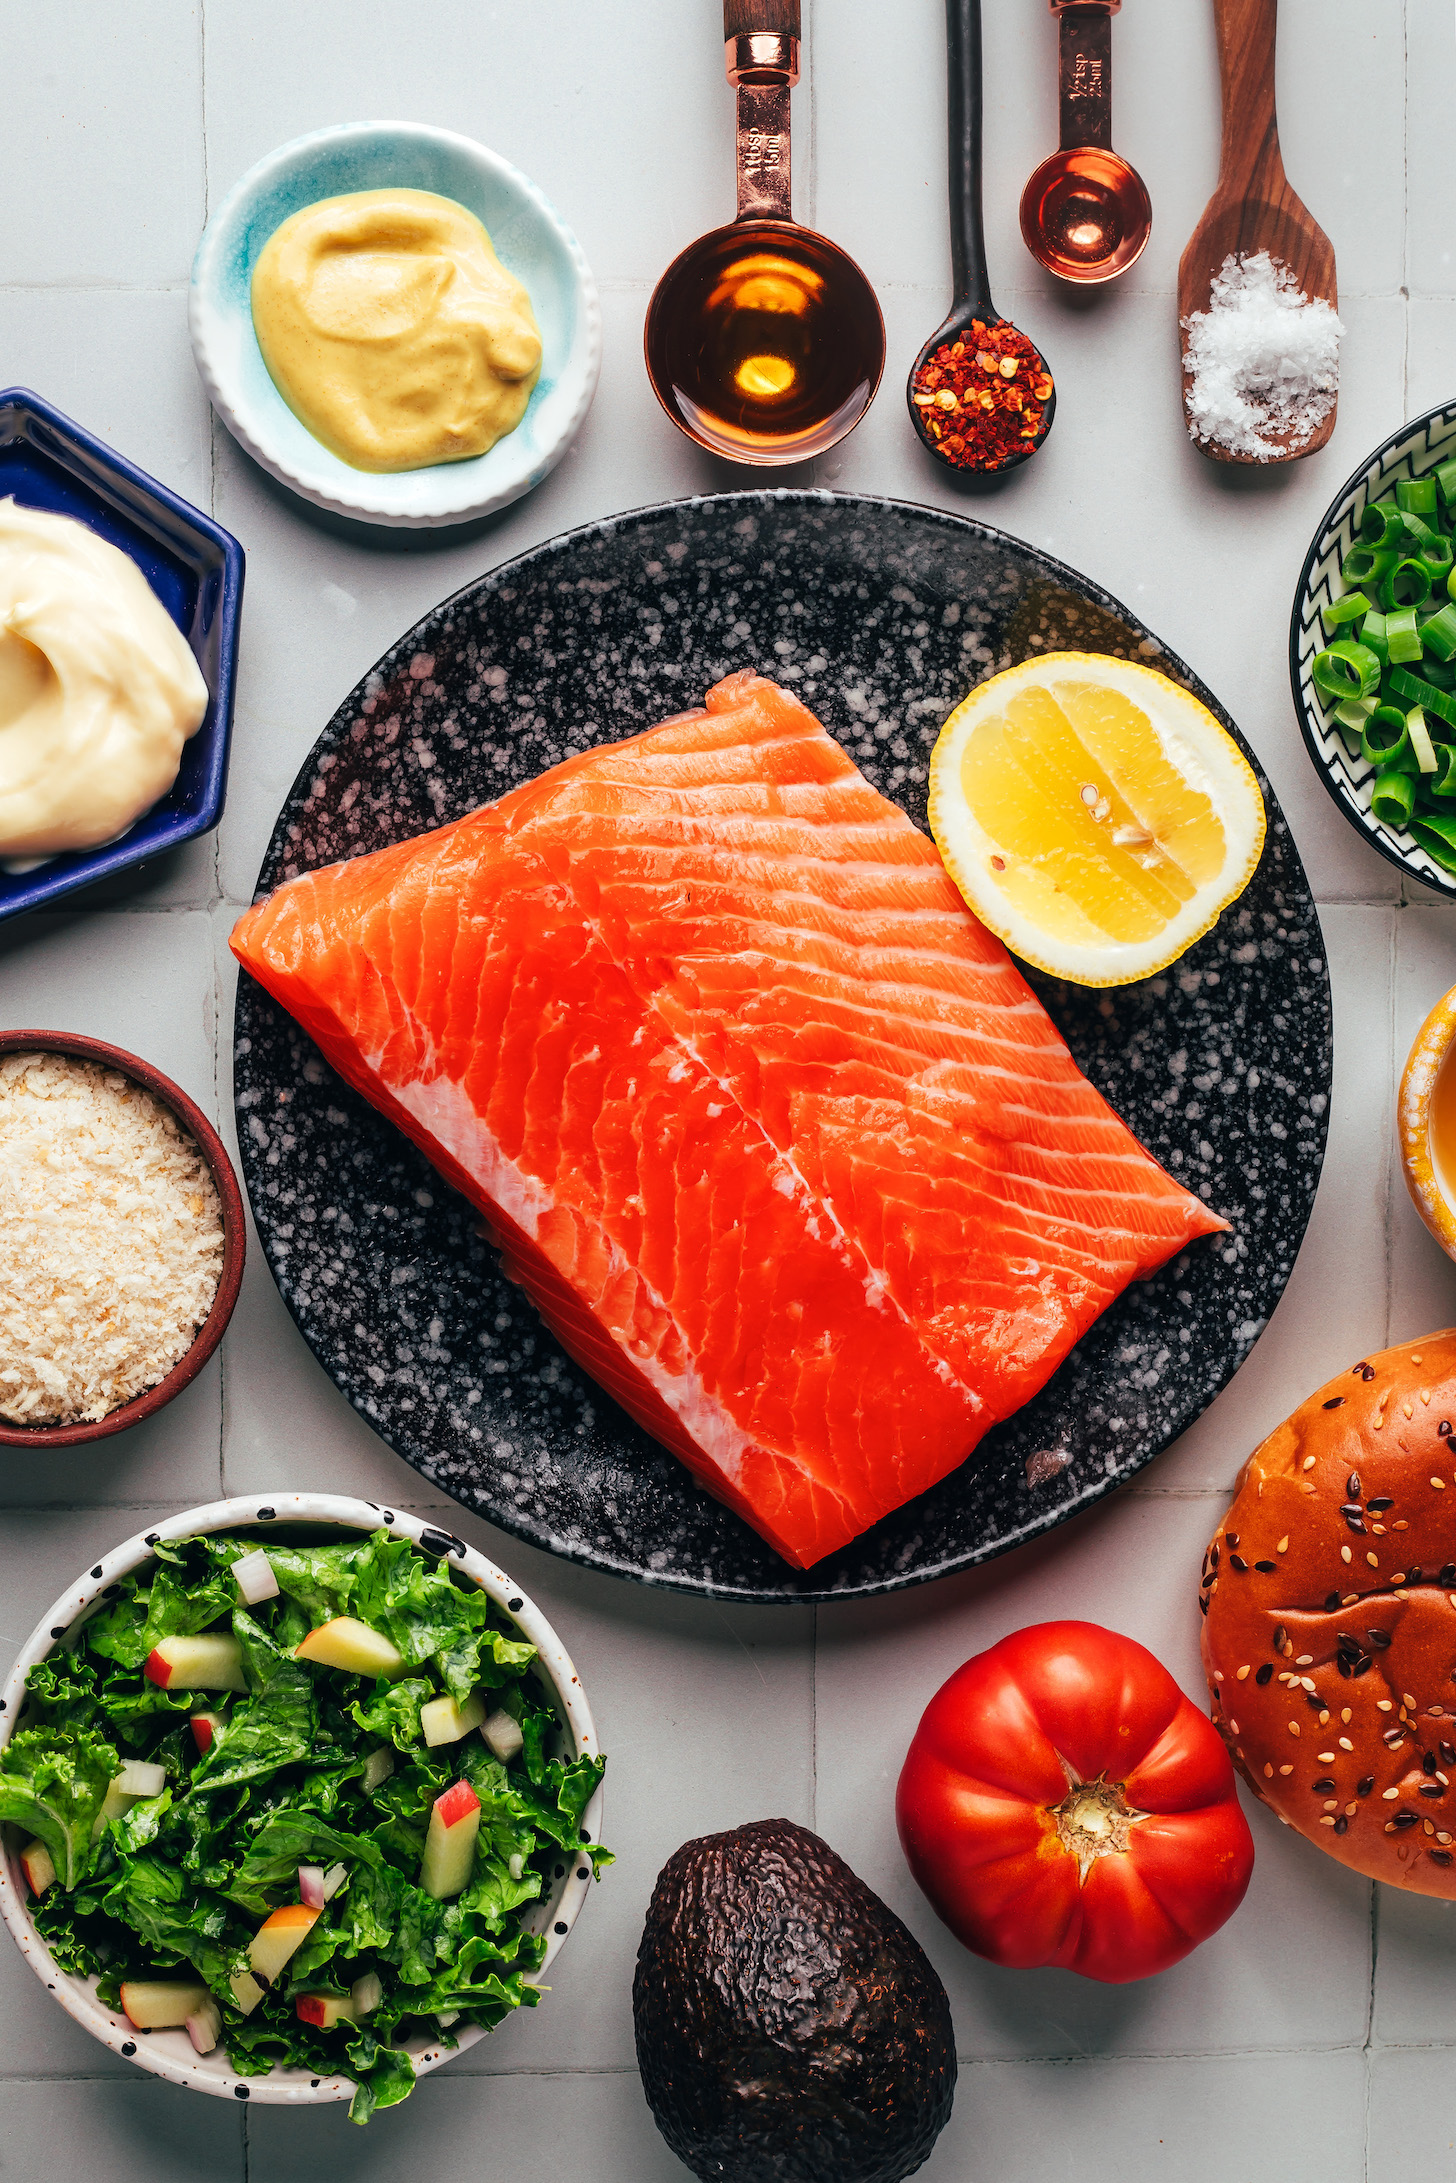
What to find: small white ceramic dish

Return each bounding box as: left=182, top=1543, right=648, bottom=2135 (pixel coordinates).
left=1290, top=397, right=1456, bottom=896
left=0, top=1492, right=603, bottom=2109
left=190, top=122, right=601, bottom=529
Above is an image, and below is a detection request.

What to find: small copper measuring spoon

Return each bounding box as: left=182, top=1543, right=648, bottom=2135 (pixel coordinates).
left=1019, top=0, right=1151, bottom=283
left=643, top=0, right=884, bottom=465
left=908, top=0, right=1055, bottom=476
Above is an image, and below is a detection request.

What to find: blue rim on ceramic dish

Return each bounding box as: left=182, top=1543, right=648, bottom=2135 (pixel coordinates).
left=1290, top=396, right=1456, bottom=897
left=0, top=388, right=244, bottom=924
left=190, top=121, right=602, bottom=529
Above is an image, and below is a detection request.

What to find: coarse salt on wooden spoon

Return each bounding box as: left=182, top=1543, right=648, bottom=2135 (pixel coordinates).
left=1178, top=0, right=1338, bottom=466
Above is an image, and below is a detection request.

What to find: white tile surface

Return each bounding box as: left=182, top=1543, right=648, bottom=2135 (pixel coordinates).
left=0, top=0, right=1450, bottom=2175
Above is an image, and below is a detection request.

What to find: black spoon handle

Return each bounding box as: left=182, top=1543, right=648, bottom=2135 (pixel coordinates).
left=946, top=0, right=994, bottom=313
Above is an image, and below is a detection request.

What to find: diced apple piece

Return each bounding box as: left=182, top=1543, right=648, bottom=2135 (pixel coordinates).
left=361, top=1746, right=395, bottom=1793
left=190, top=1709, right=223, bottom=1758
left=248, top=1901, right=321, bottom=1986
left=92, top=1778, right=138, bottom=1840
left=482, top=1707, right=524, bottom=1764
left=119, top=1979, right=209, bottom=2031
left=295, top=1991, right=354, bottom=2030
left=294, top=1617, right=404, bottom=1680
left=143, top=1633, right=247, bottom=1692
left=19, top=1838, right=55, bottom=1897
left=322, top=1863, right=347, bottom=1901
left=186, top=1995, right=222, bottom=2055
left=420, top=1691, right=486, bottom=1748
left=419, top=1778, right=481, bottom=1901
left=299, top=1864, right=326, bottom=1909
left=350, top=1971, right=382, bottom=2018
left=116, top=1758, right=167, bottom=1799
left=231, top=1548, right=279, bottom=1606
left=436, top=2007, right=460, bottom=2028
left=231, top=1970, right=266, bottom=2018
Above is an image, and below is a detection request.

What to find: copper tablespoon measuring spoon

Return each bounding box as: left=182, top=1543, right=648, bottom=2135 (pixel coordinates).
left=643, top=0, right=885, bottom=465
left=908, top=0, right=1056, bottom=475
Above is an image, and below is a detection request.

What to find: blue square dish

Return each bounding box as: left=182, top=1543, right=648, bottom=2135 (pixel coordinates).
left=0, top=388, right=243, bottom=922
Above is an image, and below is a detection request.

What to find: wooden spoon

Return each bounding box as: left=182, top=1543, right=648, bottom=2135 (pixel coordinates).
left=1178, top=0, right=1337, bottom=465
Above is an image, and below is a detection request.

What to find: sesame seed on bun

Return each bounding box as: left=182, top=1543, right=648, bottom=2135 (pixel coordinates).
left=1200, top=1332, right=1456, bottom=1895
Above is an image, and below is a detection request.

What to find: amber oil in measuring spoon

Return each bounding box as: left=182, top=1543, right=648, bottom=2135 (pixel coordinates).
left=647, top=221, right=881, bottom=462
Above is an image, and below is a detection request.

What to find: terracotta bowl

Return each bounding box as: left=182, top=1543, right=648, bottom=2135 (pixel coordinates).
left=0, top=1030, right=245, bottom=1446
left=1400, top=984, right=1456, bottom=1259
left=0, top=1493, right=604, bottom=2108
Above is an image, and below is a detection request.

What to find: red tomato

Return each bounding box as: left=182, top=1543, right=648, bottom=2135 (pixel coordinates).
left=896, top=1621, right=1254, bottom=1983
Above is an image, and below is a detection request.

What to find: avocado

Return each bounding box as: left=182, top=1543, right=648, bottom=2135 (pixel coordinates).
left=633, top=1817, right=956, bottom=2183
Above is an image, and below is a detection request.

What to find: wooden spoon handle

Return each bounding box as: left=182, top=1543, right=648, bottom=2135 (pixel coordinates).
left=1212, top=0, right=1281, bottom=196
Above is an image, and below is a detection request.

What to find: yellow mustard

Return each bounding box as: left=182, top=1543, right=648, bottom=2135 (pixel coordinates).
left=250, top=189, right=543, bottom=473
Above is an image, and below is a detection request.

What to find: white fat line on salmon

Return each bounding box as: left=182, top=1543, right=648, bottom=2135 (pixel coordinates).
left=373, top=1064, right=780, bottom=1497
left=526, top=918, right=988, bottom=1429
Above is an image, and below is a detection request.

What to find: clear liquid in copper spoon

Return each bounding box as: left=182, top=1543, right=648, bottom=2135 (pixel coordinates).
left=644, top=1, right=885, bottom=466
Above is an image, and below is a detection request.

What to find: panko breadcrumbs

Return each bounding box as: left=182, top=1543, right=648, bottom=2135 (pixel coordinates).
left=0, top=1051, right=224, bottom=1425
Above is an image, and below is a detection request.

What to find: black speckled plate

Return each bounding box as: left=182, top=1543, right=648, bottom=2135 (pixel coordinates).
left=234, top=492, right=1330, bottom=1603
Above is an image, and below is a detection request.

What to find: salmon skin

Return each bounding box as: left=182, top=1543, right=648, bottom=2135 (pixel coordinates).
left=232, top=672, right=1226, bottom=1570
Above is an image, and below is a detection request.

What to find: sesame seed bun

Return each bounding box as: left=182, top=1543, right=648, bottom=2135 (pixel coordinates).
left=1200, top=1331, right=1456, bottom=1895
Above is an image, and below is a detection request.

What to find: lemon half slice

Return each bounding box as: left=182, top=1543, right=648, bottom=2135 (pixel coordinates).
left=928, top=652, right=1266, bottom=987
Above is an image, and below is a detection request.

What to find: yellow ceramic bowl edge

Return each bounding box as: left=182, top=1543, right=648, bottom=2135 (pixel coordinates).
left=1400, top=985, right=1456, bottom=1260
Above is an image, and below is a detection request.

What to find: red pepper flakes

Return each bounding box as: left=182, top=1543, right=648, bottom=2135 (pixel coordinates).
left=910, top=319, right=1052, bottom=469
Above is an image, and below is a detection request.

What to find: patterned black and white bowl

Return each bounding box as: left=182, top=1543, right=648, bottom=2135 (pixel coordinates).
left=1291, top=398, right=1456, bottom=896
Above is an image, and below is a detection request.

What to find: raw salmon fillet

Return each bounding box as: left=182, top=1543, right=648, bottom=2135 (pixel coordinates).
left=232, top=672, right=1225, bottom=1568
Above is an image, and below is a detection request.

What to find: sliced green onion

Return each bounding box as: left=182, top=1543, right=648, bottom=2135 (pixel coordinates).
left=1344, top=545, right=1399, bottom=587
left=1399, top=478, right=1440, bottom=517
left=1387, top=605, right=1424, bottom=662
left=1362, top=707, right=1412, bottom=770
left=1408, top=707, right=1439, bottom=773
left=1411, top=812, right=1456, bottom=872
left=1428, top=743, right=1456, bottom=798
left=1438, top=459, right=1456, bottom=509
left=1372, top=767, right=1418, bottom=827
left=1388, top=665, right=1456, bottom=727
left=1421, top=601, right=1456, bottom=662
left=1312, top=640, right=1382, bottom=701
left=1379, top=558, right=1435, bottom=610
left=1407, top=515, right=1456, bottom=577
left=1362, top=609, right=1390, bottom=665
left=1363, top=502, right=1409, bottom=546
left=1321, top=590, right=1374, bottom=631
left=1334, top=694, right=1380, bottom=730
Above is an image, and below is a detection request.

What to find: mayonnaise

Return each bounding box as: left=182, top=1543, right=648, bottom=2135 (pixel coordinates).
left=0, top=500, right=209, bottom=863
left=251, top=189, right=543, bottom=473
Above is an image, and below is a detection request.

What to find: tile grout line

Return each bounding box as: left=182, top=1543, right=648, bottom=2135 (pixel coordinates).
left=809, top=1600, right=817, bottom=1835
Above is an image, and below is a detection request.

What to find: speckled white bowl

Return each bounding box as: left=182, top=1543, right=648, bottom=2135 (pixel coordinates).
left=0, top=1492, right=604, bottom=2109
left=189, top=121, right=601, bottom=528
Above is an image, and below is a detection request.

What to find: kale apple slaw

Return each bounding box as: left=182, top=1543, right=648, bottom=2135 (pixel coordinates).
left=0, top=1524, right=608, bottom=2121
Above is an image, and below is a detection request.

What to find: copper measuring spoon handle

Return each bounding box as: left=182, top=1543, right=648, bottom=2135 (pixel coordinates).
left=724, top=0, right=799, bottom=222
left=1052, top=0, right=1120, bottom=152
left=946, top=0, right=995, bottom=313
